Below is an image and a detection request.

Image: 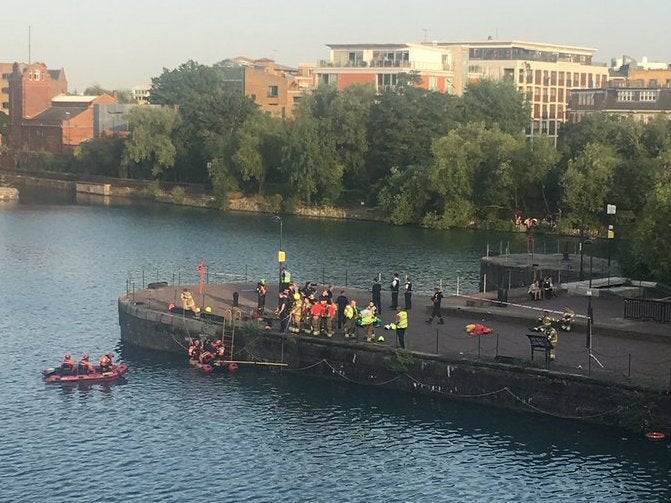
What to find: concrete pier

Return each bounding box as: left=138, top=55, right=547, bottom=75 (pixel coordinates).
left=119, top=281, right=671, bottom=434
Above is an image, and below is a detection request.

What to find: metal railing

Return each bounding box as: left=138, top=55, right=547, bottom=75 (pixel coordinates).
left=624, top=298, right=671, bottom=323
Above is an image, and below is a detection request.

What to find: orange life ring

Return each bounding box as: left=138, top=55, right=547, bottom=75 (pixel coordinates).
left=645, top=431, right=666, bottom=441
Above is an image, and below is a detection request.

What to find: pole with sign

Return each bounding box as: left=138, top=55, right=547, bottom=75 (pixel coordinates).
left=606, top=204, right=616, bottom=287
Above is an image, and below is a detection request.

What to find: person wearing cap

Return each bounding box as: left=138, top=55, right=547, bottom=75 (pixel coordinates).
left=60, top=354, right=76, bottom=375
left=389, top=273, right=400, bottom=309
left=404, top=275, right=413, bottom=310
left=256, top=280, right=267, bottom=311
left=335, top=290, right=348, bottom=332
left=426, top=287, right=444, bottom=324
left=77, top=354, right=96, bottom=375
left=99, top=353, right=114, bottom=373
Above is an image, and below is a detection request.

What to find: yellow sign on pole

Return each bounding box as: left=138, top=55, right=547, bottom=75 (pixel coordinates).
left=278, top=251, right=286, bottom=262
left=608, top=225, right=614, bottom=239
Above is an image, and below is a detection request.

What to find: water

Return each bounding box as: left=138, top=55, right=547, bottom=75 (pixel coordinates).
left=0, top=199, right=669, bottom=502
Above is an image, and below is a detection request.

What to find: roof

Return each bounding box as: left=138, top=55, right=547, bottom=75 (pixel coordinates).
left=432, top=40, right=598, bottom=55
left=26, top=106, right=86, bottom=126
left=51, top=94, right=99, bottom=104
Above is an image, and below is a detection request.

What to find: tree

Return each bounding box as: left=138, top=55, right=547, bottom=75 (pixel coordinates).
left=279, top=117, right=342, bottom=205
left=560, top=143, right=617, bottom=233
left=632, top=183, right=671, bottom=283
left=232, top=113, right=283, bottom=194
left=122, top=106, right=178, bottom=179
left=366, top=87, right=461, bottom=185
left=73, top=136, right=125, bottom=177
left=462, top=79, right=530, bottom=134
left=82, top=85, right=132, bottom=103
left=149, top=60, right=222, bottom=106
left=294, top=84, right=375, bottom=189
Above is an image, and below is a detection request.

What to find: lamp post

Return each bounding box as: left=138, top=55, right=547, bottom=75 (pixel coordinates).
left=606, top=204, right=616, bottom=287
left=585, top=241, right=594, bottom=348
left=273, top=214, right=284, bottom=296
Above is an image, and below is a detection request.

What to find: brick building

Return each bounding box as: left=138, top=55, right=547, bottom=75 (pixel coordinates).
left=567, top=88, right=671, bottom=124
left=220, top=57, right=310, bottom=118
left=6, top=62, right=68, bottom=149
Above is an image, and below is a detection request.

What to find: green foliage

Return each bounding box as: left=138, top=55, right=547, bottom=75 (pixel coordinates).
left=82, top=85, right=133, bottom=104
left=171, top=186, right=185, bottom=204
left=279, top=116, right=343, bottom=204
left=463, top=79, right=530, bottom=134
left=0, top=112, right=9, bottom=138
left=122, top=106, right=178, bottom=179
left=366, top=87, right=462, bottom=183
left=560, top=143, right=617, bottom=231
left=73, top=136, right=125, bottom=177
left=632, top=183, right=671, bottom=284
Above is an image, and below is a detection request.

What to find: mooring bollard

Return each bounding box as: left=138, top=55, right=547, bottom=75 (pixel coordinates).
left=233, top=292, right=239, bottom=307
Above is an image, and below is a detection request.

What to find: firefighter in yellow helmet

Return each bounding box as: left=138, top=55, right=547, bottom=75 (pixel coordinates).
left=289, top=290, right=303, bottom=333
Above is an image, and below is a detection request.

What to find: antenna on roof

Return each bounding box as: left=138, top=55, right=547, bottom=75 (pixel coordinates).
left=422, top=28, right=429, bottom=42
left=28, top=25, right=31, bottom=63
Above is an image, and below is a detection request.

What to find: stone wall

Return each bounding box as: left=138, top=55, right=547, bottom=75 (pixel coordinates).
left=118, top=297, right=671, bottom=434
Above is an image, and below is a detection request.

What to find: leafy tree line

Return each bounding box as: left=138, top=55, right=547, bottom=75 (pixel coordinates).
left=31, top=59, right=671, bottom=283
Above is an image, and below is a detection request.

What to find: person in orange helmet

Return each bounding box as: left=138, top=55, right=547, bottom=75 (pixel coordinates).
left=99, top=353, right=114, bottom=373
left=77, top=354, right=96, bottom=375
left=60, top=354, right=76, bottom=375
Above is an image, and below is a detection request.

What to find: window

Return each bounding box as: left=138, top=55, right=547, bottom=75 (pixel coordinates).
left=617, top=90, right=634, bottom=102
left=428, top=76, right=438, bottom=91
left=639, top=90, right=658, bottom=102
left=267, top=86, right=278, bottom=98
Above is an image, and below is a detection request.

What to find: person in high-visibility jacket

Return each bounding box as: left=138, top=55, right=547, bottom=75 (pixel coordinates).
left=385, top=309, right=409, bottom=348
left=343, top=300, right=358, bottom=339
left=359, top=306, right=377, bottom=342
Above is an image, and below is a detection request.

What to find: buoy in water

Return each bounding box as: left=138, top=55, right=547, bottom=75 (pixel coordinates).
left=228, top=363, right=239, bottom=373
left=205, top=306, right=212, bottom=313
left=645, top=431, right=666, bottom=441
left=168, top=303, right=175, bottom=311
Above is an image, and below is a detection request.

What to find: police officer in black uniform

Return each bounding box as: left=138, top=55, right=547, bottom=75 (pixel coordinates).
left=404, top=275, right=413, bottom=310
left=389, top=273, right=400, bottom=309
left=426, top=287, right=444, bottom=324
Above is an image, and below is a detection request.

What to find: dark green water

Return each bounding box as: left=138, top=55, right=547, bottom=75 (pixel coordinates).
left=0, top=199, right=668, bottom=502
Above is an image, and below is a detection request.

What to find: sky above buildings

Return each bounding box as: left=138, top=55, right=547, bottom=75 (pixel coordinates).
left=3, top=0, right=671, bottom=92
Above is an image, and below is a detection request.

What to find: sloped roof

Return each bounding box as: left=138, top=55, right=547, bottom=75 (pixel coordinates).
left=27, top=106, right=86, bottom=126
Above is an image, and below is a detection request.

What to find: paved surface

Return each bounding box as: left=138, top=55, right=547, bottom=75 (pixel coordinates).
left=127, top=281, right=671, bottom=391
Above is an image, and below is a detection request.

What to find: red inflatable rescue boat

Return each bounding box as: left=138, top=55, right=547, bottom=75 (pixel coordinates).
left=42, top=364, right=129, bottom=384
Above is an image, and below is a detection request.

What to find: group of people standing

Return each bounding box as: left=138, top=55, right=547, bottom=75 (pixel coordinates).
left=255, top=274, right=416, bottom=349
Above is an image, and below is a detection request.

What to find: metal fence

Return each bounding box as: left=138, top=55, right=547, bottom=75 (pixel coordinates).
left=624, top=298, right=671, bottom=323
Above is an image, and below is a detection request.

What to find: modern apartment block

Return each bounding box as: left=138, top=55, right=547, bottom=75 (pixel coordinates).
left=0, top=62, right=15, bottom=116
left=434, top=40, right=610, bottom=141
left=313, top=43, right=470, bottom=95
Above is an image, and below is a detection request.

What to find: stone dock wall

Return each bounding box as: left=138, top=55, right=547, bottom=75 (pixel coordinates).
left=119, top=296, right=671, bottom=434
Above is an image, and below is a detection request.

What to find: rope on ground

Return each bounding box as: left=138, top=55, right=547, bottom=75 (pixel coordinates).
left=454, top=294, right=588, bottom=319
